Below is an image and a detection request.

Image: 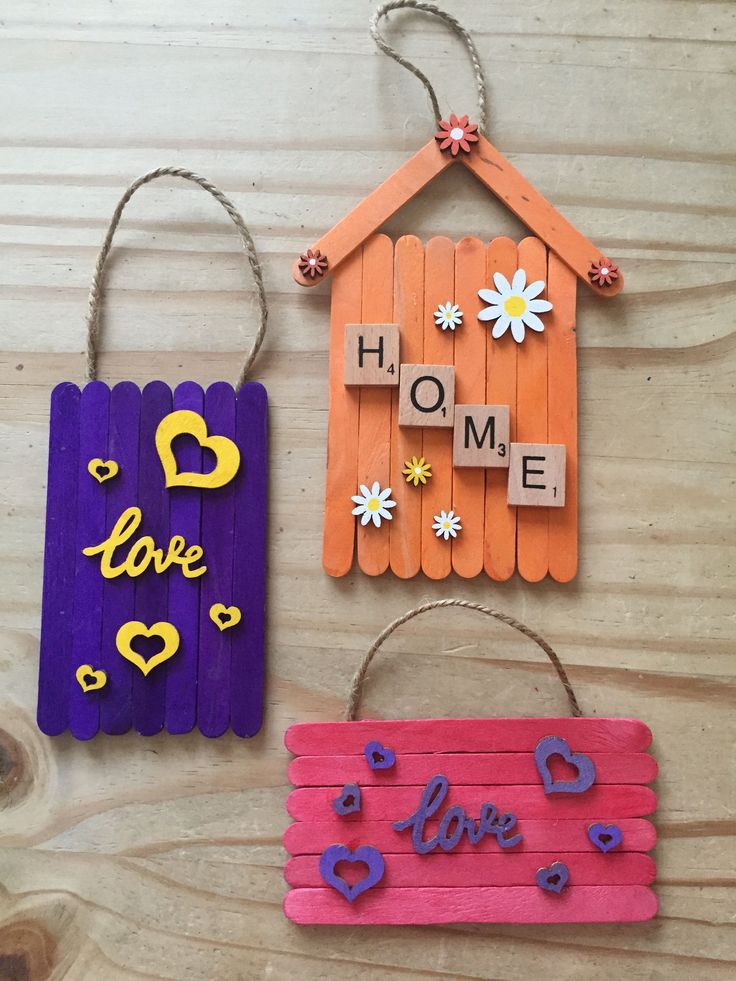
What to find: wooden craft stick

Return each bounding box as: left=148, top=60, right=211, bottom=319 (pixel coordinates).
left=288, top=751, right=658, bottom=787
left=284, top=885, right=657, bottom=925
left=133, top=381, right=172, bottom=736
left=287, top=784, right=656, bottom=822
left=286, top=852, right=655, bottom=889
left=285, top=718, right=653, bottom=755
left=515, top=237, right=550, bottom=582
left=546, top=253, right=579, bottom=582
left=285, top=818, right=657, bottom=856
left=356, top=234, right=394, bottom=576
left=293, top=140, right=453, bottom=287
left=164, top=381, right=203, bottom=735
left=323, top=247, right=362, bottom=576
left=231, top=381, right=268, bottom=737
left=421, top=236, right=456, bottom=579
left=451, top=237, right=486, bottom=578
left=100, top=382, right=141, bottom=735
left=484, top=238, right=518, bottom=580
left=462, top=134, right=623, bottom=298
left=197, top=382, right=236, bottom=737
left=68, top=381, right=110, bottom=740
left=38, top=382, right=81, bottom=736
left=390, top=235, right=424, bottom=579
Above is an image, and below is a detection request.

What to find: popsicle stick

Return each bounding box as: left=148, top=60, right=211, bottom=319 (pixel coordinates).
left=286, top=852, right=655, bottom=889
left=420, top=237, right=455, bottom=579
left=284, top=885, right=657, bottom=925
left=231, top=381, right=268, bottom=737
left=462, top=134, right=623, bottom=298
left=323, top=247, right=362, bottom=576
left=99, top=382, right=141, bottom=735
left=287, top=783, right=656, bottom=823
left=289, top=751, right=657, bottom=787
left=356, top=234, right=394, bottom=576
left=197, top=382, right=236, bottom=737
left=515, top=237, right=549, bottom=582
left=293, top=140, right=453, bottom=287
left=285, top=718, right=653, bottom=756
left=132, top=381, right=172, bottom=736
left=483, top=238, right=518, bottom=580
left=285, top=818, right=657, bottom=856
left=389, top=236, right=424, bottom=579
left=37, top=382, right=81, bottom=736
left=451, top=237, right=486, bottom=578
left=164, top=381, right=203, bottom=735
left=547, top=253, right=579, bottom=582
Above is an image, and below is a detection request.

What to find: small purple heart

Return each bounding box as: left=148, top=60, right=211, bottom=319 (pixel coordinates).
left=364, top=740, right=395, bottom=771
left=535, top=735, right=596, bottom=795
left=319, top=844, right=385, bottom=902
left=536, top=861, right=569, bottom=893
left=333, top=784, right=361, bottom=816
left=589, top=823, right=623, bottom=853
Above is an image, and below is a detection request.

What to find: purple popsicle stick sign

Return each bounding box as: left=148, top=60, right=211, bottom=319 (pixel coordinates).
left=37, top=168, right=269, bottom=739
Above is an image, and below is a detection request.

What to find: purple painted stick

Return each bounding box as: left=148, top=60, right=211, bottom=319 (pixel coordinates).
left=197, top=382, right=236, bottom=737
left=37, top=382, right=81, bottom=736
left=231, top=381, right=268, bottom=737
left=165, top=381, right=204, bottom=734
left=100, top=382, right=141, bottom=735
left=69, top=381, right=110, bottom=740
left=133, top=381, right=172, bottom=736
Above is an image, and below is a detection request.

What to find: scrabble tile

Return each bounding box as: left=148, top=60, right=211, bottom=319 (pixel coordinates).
left=399, top=364, right=455, bottom=428
left=507, top=443, right=566, bottom=507
left=453, top=405, right=510, bottom=468
left=344, top=323, right=400, bottom=386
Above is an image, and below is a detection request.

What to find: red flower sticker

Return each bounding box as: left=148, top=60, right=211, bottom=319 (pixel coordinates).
left=588, top=257, right=620, bottom=287
left=298, top=248, right=328, bottom=279
left=435, top=114, right=479, bottom=156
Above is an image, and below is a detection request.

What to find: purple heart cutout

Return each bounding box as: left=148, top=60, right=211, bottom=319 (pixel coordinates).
left=536, top=861, right=569, bottom=893
left=588, top=823, right=623, bottom=853
left=534, top=735, right=596, bottom=795
left=333, top=784, right=362, bottom=816
left=319, top=844, right=385, bottom=902
left=364, top=740, right=396, bottom=771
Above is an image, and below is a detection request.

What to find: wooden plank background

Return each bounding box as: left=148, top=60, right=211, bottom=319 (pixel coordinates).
left=0, top=1, right=733, bottom=977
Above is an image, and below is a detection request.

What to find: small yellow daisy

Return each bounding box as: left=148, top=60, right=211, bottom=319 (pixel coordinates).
left=402, top=456, right=432, bottom=487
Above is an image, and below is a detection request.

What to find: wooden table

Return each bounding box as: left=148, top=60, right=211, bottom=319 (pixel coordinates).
left=1, top=2, right=733, bottom=978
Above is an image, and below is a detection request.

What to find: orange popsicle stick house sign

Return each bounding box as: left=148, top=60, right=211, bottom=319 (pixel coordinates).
left=294, top=122, right=622, bottom=583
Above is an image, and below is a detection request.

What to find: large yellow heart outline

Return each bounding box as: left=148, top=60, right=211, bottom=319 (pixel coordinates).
left=155, top=409, right=240, bottom=490
left=115, top=620, right=180, bottom=676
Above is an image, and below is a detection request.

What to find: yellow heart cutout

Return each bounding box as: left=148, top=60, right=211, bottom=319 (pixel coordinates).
left=88, top=458, right=119, bottom=483
left=155, top=409, right=240, bottom=490
left=76, top=664, right=107, bottom=692
left=210, top=603, right=242, bottom=631
left=115, top=620, right=180, bottom=676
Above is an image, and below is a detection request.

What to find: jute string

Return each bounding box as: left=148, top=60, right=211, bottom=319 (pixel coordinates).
left=370, top=1, right=488, bottom=132
left=85, top=166, right=268, bottom=390
left=346, top=599, right=583, bottom=721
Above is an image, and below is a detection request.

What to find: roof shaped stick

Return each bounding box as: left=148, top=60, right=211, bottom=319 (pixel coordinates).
left=292, top=125, right=623, bottom=298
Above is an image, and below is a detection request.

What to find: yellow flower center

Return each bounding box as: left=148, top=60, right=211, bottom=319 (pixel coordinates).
left=367, top=497, right=381, bottom=512
left=504, top=295, right=527, bottom=317
left=443, top=521, right=451, bottom=530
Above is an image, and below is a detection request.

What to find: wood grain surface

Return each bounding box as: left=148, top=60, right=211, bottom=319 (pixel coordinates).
left=0, top=1, right=734, bottom=978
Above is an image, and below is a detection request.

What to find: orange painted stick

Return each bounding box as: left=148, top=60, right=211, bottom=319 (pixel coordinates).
left=322, top=248, right=362, bottom=576
left=484, top=237, right=518, bottom=580
left=293, top=141, right=454, bottom=287
left=356, top=235, right=395, bottom=576
left=547, top=253, right=578, bottom=582
left=462, top=135, right=623, bottom=298
left=451, top=237, right=486, bottom=578
left=420, top=237, right=455, bottom=580
left=390, top=236, right=424, bottom=579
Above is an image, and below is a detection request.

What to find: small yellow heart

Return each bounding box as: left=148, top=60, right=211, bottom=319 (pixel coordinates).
left=88, top=458, right=119, bottom=483
left=76, top=664, right=107, bottom=692
left=115, top=620, right=180, bottom=676
left=209, top=603, right=242, bottom=631
left=155, top=409, right=240, bottom=490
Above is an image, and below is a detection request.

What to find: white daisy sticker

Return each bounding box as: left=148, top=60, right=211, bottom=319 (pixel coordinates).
left=432, top=509, right=462, bottom=541
left=351, top=482, right=397, bottom=528
left=433, top=301, right=463, bottom=332
left=477, top=269, right=553, bottom=343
